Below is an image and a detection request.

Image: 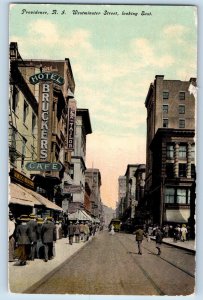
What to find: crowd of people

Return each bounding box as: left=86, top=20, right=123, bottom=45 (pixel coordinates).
left=8, top=212, right=101, bottom=266
left=134, top=223, right=192, bottom=256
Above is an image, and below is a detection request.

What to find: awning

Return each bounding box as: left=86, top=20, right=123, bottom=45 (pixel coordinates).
left=165, top=208, right=190, bottom=223
left=68, top=209, right=93, bottom=221
left=9, top=183, right=63, bottom=212
left=9, top=183, right=41, bottom=207
left=20, top=185, right=64, bottom=212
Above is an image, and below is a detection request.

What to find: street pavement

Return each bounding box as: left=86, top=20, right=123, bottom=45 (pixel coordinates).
left=8, top=231, right=195, bottom=294
left=9, top=235, right=93, bottom=293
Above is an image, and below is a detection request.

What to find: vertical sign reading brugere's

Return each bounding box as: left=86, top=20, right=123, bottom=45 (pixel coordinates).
left=29, top=71, right=64, bottom=162
left=67, top=99, right=77, bottom=151
left=40, top=83, right=50, bottom=159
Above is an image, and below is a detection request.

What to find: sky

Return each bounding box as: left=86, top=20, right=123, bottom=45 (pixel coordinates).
left=9, top=3, right=197, bottom=209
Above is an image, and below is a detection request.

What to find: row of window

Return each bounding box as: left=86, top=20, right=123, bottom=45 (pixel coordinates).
left=163, top=118, right=186, bottom=128
left=163, top=91, right=185, bottom=100
left=163, top=104, right=185, bottom=114
left=165, top=188, right=190, bottom=204
left=165, top=163, right=196, bottom=178
left=166, top=144, right=195, bottom=159
left=12, top=87, right=37, bottom=134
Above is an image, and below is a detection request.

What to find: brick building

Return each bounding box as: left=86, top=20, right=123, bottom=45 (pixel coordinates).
left=144, top=75, right=196, bottom=229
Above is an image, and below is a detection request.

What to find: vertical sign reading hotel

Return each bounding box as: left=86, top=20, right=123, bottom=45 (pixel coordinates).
left=68, top=99, right=76, bottom=151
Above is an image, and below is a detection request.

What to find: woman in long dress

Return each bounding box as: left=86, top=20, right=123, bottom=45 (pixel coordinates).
left=110, top=224, right=115, bottom=235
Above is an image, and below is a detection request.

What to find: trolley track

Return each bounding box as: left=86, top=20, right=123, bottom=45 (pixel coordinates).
left=124, top=234, right=195, bottom=278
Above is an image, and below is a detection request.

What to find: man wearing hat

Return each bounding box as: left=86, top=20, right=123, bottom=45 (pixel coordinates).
left=27, top=214, right=38, bottom=260
left=15, top=215, right=31, bottom=266
left=67, top=221, right=75, bottom=245
left=41, top=216, right=56, bottom=262
left=8, top=212, right=16, bottom=262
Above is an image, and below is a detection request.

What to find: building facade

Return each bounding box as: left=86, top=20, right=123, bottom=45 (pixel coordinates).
left=144, top=75, right=196, bottom=228
left=116, top=176, right=127, bottom=217
left=68, top=109, right=92, bottom=213
left=85, top=168, right=102, bottom=218
left=9, top=42, right=64, bottom=218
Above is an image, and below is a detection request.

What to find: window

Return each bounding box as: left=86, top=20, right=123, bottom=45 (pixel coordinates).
left=165, top=188, right=175, bottom=203
left=12, top=86, right=19, bottom=113
left=191, top=144, right=195, bottom=160
left=23, top=100, right=29, bottom=124
left=10, top=127, right=17, bottom=149
left=179, top=145, right=187, bottom=159
left=179, top=105, right=185, bottom=114
left=191, top=164, right=196, bottom=179
left=166, top=163, right=174, bottom=178
left=166, top=144, right=174, bottom=159
left=179, top=163, right=187, bottom=177
left=179, top=119, right=185, bottom=128
left=179, top=92, right=185, bottom=100
left=163, top=105, right=168, bottom=113
left=177, top=189, right=187, bottom=204
left=163, top=118, right=168, bottom=128
left=163, top=91, right=169, bottom=100
left=21, top=137, right=27, bottom=168
left=32, top=113, right=37, bottom=134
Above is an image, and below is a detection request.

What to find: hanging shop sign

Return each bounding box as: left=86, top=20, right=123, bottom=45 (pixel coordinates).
left=9, top=169, right=35, bottom=189
left=63, top=185, right=82, bottom=194
left=67, top=99, right=76, bottom=151
left=25, top=162, right=62, bottom=172
left=29, top=72, right=64, bottom=86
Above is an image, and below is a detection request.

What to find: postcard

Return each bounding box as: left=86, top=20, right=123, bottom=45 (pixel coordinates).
left=8, top=2, right=197, bottom=296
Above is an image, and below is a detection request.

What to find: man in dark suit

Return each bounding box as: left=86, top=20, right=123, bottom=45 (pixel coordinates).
left=135, top=225, right=145, bottom=255
left=15, top=215, right=31, bottom=266
left=67, top=221, right=75, bottom=245
left=41, top=217, right=56, bottom=262
left=27, top=214, right=38, bottom=260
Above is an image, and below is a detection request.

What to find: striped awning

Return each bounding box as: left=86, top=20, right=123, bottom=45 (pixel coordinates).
left=9, top=183, right=40, bottom=207
left=9, top=183, right=63, bottom=211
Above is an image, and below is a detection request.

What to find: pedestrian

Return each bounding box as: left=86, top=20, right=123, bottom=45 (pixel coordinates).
left=84, top=222, right=90, bottom=242
left=155, top=227, right=163, bottom=255
left=135, top=225, right=145, bottom=255
left=79, top=221, right=85, bottom=241
left=174, top=224, right=180, bottom=242
left=74, top=221, right=80, bottom=243
left=8, top=212, right=16, bottom=262
left=181, top=224, right=187, bottom=242
left=15, top=215, right=31, bottom=266
left=36, top=217, right=44, bottom=259
left=67, top=221, right=75, bottom=245
left=110, top=224, right=115, bottom=235
left=186, top=225, right=191, bottom=241
left=27, top=214, right=38, bottom=260
left=55, top=221, right=61, bottom=240
left=41, top=216, right=56, bottom=262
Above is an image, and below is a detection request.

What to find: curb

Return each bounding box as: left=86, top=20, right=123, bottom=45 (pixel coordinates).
left=23, top=237, right=94, bottom=294
left=150, top=237, right=195, bottom=254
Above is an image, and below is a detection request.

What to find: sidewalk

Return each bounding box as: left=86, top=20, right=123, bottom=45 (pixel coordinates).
left=150, top=237, right=195, bottom=253
left=8, top=236, right=93, bottom=293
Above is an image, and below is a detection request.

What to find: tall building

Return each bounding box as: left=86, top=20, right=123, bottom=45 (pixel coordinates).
left=117, top=176, right=126, bottom=217
left=68, top=109, right=92, bottom=213
left=145, top=75, right=196, bottom=228
left=9, top=42, right=64, bottom=218
left=85, top=168, right=102, bottom=218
